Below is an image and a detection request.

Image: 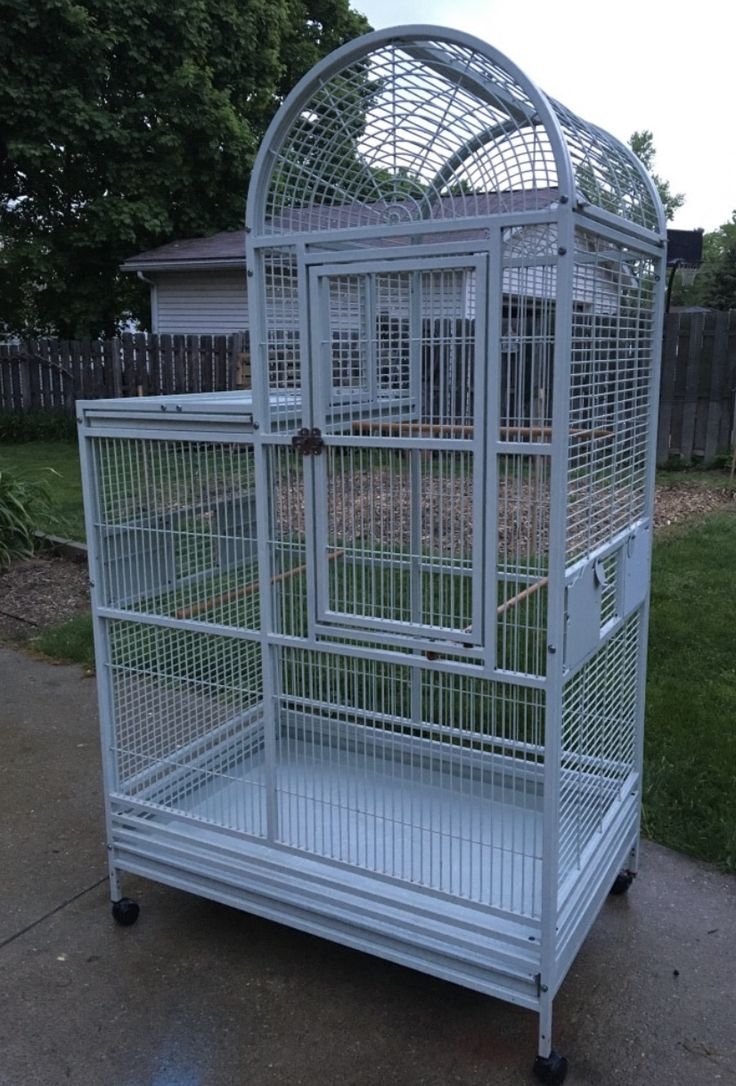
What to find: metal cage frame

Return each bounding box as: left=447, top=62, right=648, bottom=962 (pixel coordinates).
left=79, top=26, right=666, bottom=1083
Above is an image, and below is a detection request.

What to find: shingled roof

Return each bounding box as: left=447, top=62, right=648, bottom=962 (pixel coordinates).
left=121, top=189, right=560, bottom=271
left=121, top=229, right=248, bottom=270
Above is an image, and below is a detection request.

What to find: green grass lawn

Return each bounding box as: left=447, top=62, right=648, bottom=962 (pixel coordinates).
left=0, top=440, right=85, bottom=540
left=644, top=512, right=736, bottom=872
left=33, top=612, right=95, bottom=668
left=655, top=467, right=736, bottom=491
left=0, top=440, right=729, bottom=554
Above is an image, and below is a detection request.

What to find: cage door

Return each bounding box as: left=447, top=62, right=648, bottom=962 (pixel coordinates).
left=306, top=256, right=488, bottom=651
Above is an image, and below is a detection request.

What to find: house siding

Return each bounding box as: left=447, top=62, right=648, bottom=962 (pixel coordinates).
left=146, top=227, right=618, bottom=337
left=153, top=270, right=249, bottom=334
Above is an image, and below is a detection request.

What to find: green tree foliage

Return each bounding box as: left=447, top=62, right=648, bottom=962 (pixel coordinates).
left=628, top=130, right=685, bottom=222
left=691, top=213, right=736, bottom=310
left=0, top=0, right=370, bottom=337
left=269, top=66, right=384, bottom=207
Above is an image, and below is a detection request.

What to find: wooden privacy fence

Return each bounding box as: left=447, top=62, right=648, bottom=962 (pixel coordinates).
left=0, top=332, right=251, bottom=413
left=2, top=315, right=736, bottom=464
left=658, top=310, right=736, bottom=465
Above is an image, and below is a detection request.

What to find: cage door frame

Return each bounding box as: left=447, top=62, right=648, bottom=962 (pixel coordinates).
left=306, top=253, right=489, bottom=651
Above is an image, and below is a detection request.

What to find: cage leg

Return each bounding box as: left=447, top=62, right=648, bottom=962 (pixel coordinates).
left=533, top=992, right=568, bottom=1084
left=108, top=860, right=140, bottom=926
left=537, top=989, right=553, bottom=1060
left=108, top=860, right=122, bottom=903
left=610, top=836, right=639, bottom=896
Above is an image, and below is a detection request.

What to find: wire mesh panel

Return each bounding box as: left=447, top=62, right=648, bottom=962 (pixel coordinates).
left=555, top=225, right=659, bottom=915
left=309, top=258, right=487, bottom=650
left=262, top=37, right=558, bottom=234
left=494, top=226, right=557, bottom=678
left=496, top=454, right=550, bottom=677
left=89, top=433, right=266, bottom=836
left=267, top=445, right=308, bottom=638
left=256, top=28, right=657, bottom=237
left=108, top=620, right=265, bottom=835
left=566, top=231, right=658, bottom=564
left=262, top=248, right=303, bottom=424
left=314, top=446, right=477, bottom=639
left=549, top=100, right=660, bottom=232
left=275, top=647, right=546, bottom=916
left=92, top=438, right=259, bottom=630
left=558, top=613, right=640, bottom=884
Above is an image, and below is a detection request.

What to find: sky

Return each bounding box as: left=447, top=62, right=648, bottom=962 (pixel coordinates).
left=356, top=0, right=733, bottom=233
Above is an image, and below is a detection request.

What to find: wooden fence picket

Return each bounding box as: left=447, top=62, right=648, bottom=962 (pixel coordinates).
left=1, top=319, right=734, bottom=464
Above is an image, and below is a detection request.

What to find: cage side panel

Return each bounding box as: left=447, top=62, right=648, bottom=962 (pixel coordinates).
left=106, top=620, right=266, bottom=836
left=558, top=230, right=657, bottom=880
left=566, top=232, right=658, bottom=564
left=558, top=613, right=640, bottom=884
left=91, top=437, right=260, bottom=631
left=274, top=646, right=546, bottom=917
left=266, top=444, right=308, bottom=637
left=496, top=454, right=549, bottom=677
left=256, top=245, right=304, bottom=427
left=87, top=432, right=268, bottom=837
left=495, top=228, right=558, bottom=678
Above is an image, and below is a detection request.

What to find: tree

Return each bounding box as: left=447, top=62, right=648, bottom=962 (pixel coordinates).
left=628, top=130, right=685, bottom=222
left=269, top=64, right=387, bottom=209
left=0, top=0, right=370, bottom=337
left=690, top=213, right=736, bottom=310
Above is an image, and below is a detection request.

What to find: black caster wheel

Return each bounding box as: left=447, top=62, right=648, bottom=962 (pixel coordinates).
left=533, top=1051, right=568, bottom=1085
left=112, top=897, right=140, bottom=926
left=610, top=870, right=635, bottom=896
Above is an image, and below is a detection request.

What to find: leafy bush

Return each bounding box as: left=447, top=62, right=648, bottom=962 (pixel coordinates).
left=0, top=411, right=77, bottom=443
left=0, top=468, right=59, bottom=568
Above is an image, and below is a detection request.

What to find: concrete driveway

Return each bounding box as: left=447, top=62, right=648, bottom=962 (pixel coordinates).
left=1, top=645, right=734, bottom=1086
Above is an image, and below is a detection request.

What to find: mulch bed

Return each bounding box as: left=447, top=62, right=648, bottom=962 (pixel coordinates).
left=653, top=484, right=734, bottom=529
left=0, top=482, right=732, bottom=644
left=0, top=556, right=90, bottom=641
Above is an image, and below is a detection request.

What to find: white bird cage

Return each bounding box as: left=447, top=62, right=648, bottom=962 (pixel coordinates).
left=79, top=26, right=665, bottom=1084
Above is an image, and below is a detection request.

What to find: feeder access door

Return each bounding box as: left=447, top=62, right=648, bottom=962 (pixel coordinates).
left=307, top=254, right=490, bottom=657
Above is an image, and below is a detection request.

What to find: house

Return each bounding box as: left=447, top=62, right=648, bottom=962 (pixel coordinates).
left=121, top=189, right=632, bottom=336
left=121, top=230, right=249, bottom=335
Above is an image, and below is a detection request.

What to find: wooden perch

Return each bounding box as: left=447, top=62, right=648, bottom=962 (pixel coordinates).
left=351, top=420, right=474, bottom=438
left=176, top=573, right=260, bottom=619
left=178, top=546, right=548, bottom=644
left=350, top=420, right=613, bottom=442
left=175, top=549, right=345, bottom=620
left=496, top=575, right=548, bottom=616
left=425, top=575, right=549, bottom=660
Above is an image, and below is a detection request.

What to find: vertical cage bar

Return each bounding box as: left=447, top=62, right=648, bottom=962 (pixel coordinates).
left=78, top=421, right=122, bottom=899
left=539, top=203, right=575, bottom=998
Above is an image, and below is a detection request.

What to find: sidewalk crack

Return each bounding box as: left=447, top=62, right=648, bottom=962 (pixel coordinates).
left=0, top=875, right=108, bottom=951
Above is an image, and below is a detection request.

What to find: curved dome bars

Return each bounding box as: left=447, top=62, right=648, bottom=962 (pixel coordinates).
left=245, top=26, right=576, bottom=237
left=422, top=117, right=538, bottom=208
left=420, top=113, right=665, bottom=235
left=548, top=98, right=665, bottom=237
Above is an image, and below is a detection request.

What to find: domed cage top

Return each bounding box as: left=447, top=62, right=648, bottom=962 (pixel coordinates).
left=247, top=27, right=664, bottom=239
left=78, top=26, right=667, bottom=1084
